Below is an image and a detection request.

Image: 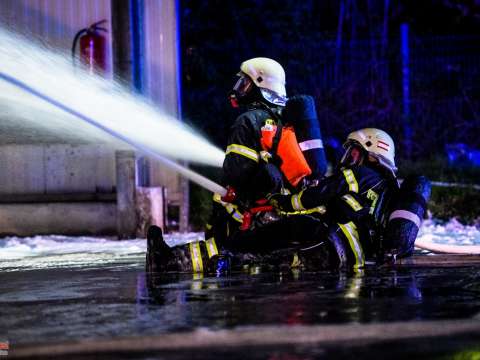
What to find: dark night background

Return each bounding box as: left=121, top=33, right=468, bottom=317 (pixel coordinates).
left=179, top=0, right=480, bottom=227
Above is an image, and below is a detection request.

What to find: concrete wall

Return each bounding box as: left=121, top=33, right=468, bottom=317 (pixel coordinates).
left=0, top=144, right=116, bottom=236
left=0, top=202, right=117, bottom=237
left=0, top=145, right=165, bottom=236
left=0, top=188, right=165, bottom=237
left=0, top=144, right=116, bottom=195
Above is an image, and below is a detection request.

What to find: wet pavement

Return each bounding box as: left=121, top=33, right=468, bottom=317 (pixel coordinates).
left=1, top=258, right=480, bottom=358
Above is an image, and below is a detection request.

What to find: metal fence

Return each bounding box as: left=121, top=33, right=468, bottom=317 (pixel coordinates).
left=299, top=34, right=480, bottom=160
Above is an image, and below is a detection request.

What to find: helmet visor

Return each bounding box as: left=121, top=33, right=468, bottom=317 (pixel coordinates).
left=232, top=74, right=254, bottom=98
left=340, top=143, right=367, bottom=167
left=342, top=140, right=397, bottom=173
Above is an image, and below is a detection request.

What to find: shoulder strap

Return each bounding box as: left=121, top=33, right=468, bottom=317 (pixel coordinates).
left=257, top=102, right=283, bottom=124
left=271, top=122, right=283, bottom=159
left=259, top=103, right=283, bottom=159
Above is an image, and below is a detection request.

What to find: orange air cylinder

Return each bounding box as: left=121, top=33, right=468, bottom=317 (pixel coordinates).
left=261, top=123, right=312, bottom=187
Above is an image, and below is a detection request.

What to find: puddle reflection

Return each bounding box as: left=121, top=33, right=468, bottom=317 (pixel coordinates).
left=137, top=267, right=442, bottom=327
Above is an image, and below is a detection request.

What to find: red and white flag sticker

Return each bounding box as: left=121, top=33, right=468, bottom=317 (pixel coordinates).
left=377, top=140, right=390, bottom=151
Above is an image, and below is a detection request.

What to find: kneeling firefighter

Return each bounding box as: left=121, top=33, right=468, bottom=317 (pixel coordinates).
left=205, top=58, right=328, bottom=265
left=146, top=58, right=328, bottom=274
left=270, top=128, right=431, bottom=270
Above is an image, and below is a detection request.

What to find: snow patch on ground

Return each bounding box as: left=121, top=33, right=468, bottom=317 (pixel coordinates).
left=0, top=232, right=203, bottom=271
left=418, top=219, right=480, bottom=246
left=0, top=219, right=479, bottom=271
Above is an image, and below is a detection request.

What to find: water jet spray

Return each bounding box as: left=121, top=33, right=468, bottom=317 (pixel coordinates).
left=0, top=71, right=227, bottom=196
left=0, top=29, right=227, bottom=196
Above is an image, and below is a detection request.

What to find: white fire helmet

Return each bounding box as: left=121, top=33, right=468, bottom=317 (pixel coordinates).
left=239, top=57, right=287, bottom=106
left=344, top=128, right=397, bottom=172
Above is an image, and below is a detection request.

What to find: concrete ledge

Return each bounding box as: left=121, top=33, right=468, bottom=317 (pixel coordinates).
left=0, top=202, right=116, bottom=236
left=0, top=193, right=116, bottom=203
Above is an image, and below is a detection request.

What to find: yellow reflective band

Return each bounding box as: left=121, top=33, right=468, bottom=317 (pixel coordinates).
left=250, top=266, right=261, bottom=275
left=291, top=253, right=301, bottom=268
left=265, top=119, right=275, bottom=125
left=302, top=206, right=326, bottom=215
left=193, top=273, right=203, bottom=281
left=342, top=194, right=363, bottom=212
left=189, top=242, right=204, bottom=273
left=344, top=272, right=364, bottom=298
left=367, top=189, right=379, bottom=215
left=339, top=222, right=365, bottom=269
left=226, top=144, right=259, bottom=163
left=279, top=206, right=326, bottom=217
left=213, top=193, right=244, bottom=223
left=225, top=204, right=244, bottom=223
left=291, top=190, right=305, bottom=211
left=205, top=237, right=219, bottom=258
left=191, top=273, right=203, bottom=290
left=342, top=169, right=359, bottom=193
left=225, top=204, right=235, bottom=213
left=206, top=223, right=212, bottom=230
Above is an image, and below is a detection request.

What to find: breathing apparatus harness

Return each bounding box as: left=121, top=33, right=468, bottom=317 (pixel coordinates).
left=225, top=72, right=315, bottom=231
left=258, top=102, right=313, bottom=188
left=222, top=101, right=315, bottom=231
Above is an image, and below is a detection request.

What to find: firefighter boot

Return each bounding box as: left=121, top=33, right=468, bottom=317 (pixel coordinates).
left=146, top=225, right=175, bottom=273
left=207, top=254, right=231, bottom=275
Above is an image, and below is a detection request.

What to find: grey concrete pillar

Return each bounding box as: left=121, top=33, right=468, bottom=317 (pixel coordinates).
left=116, top=150, right=137, bottom=239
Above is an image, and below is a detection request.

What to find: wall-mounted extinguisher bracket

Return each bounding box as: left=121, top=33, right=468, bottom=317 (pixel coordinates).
left=72, top=20, right=108, bottom=73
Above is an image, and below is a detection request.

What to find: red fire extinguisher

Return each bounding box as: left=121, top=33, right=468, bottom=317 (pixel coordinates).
left=72, top=20, right=108, bottom=74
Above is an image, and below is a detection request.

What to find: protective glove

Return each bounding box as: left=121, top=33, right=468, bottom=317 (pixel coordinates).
left=221, top=186, right=236, bottom=203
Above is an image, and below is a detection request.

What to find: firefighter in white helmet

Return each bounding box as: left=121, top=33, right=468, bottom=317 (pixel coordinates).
left=147, top=58, right=307, bottom=274
left=269, top=128, right=400, bottom=269
left=204, top=58, right=290, bottom=247
left=194, top=58, right=301, bottom=269
left=222, top=57, right=288, bottom=199
left=341, top=128, right=396, bottom=176
left=229, top=57, right=287, bottom=108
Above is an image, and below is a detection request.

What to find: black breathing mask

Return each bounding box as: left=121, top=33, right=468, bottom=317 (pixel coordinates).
left=340, top=142, right=368, bottom=167
left=229, top=73, right=254, bottom=108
